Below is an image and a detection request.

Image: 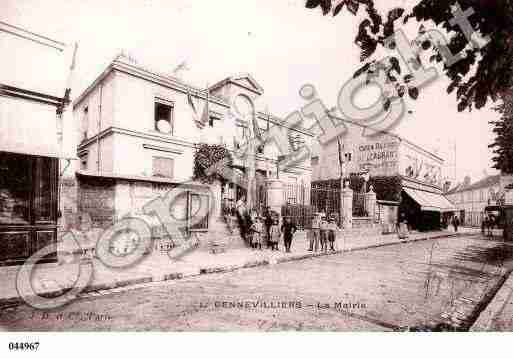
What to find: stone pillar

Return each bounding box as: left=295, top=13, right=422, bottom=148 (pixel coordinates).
left=341, top=186, right=353, bottom=229
left=506, top=189, right=513, bottom=206
left=266, top=178, right=284, bottom=216
left=365, top=186, right=377, bottom=223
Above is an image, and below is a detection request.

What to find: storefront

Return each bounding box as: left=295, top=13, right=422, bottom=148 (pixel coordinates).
left=400, top=183, right=456, bottom=231
left=0, top=21, right=75, bottom=265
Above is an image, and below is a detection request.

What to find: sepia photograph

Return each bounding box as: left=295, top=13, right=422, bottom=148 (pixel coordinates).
left=1, top=0, right=513, bottom=355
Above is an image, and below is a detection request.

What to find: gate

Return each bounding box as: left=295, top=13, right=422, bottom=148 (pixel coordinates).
left=310, top=181, right=341, bottom=218
left=281, top=183, right=311, bottom=229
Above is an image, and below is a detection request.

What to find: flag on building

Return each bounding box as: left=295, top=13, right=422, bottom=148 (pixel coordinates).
left=199, top=85, right=210, bottom=127
left=187, top=88, right=205, bottom=129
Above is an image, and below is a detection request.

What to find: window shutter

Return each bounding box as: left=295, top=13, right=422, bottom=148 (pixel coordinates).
left=152, top=157, right=174, bottom=178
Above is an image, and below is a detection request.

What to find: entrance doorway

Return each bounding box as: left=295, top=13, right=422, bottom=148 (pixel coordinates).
left=0, top=152, right=59, bottom=266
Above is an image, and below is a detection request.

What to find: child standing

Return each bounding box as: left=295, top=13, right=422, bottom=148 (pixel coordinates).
left=269, top=220, right=281, bottom=251
left=251, top=217, right=264, bottom=250
left=327, top=218, right=341, bottom=252
left=319, top=216, right=328, bottom=253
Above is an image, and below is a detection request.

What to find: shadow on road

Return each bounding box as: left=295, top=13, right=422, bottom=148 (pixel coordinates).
left=453, top=241, right=513, bottom=269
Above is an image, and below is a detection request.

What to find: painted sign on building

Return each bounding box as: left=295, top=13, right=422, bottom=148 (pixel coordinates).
left=399, top=143, right=443, bottom=188
left=354, top=136, right=400, bottom=177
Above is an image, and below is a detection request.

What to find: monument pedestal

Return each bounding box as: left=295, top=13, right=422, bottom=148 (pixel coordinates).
left=203, top=180, right=241, bottom=252
left=266, top=179, right=285, bottom=217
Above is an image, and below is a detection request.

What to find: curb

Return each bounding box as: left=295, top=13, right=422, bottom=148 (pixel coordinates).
left=470, top=270, right=513, bottom=331
left=0, top=232, right=459, bottom=309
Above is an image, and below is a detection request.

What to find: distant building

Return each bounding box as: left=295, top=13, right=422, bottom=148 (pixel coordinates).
left=445, top=174, right=504, bottom=227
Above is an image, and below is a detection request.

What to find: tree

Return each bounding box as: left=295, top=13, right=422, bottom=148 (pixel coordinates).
left=489, top=90, right=513, bottom=174
left=305, top=0, right=513, bottom=113
left=193, top=143, right=233, bottom=184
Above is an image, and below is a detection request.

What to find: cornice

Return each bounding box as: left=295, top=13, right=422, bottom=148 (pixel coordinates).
left=0, top=21, right=66, bottom=51
left=0, top=83, right=64, bottom=107
left=73, top=59, right=229, bottom=110
left=77, top=126, right=198, bottom=153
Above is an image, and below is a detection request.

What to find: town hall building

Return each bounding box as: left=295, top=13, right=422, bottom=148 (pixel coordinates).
left=67, top=54, right=314, bottom=231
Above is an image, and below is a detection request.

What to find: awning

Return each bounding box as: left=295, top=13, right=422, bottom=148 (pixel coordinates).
left=403, top=187, right=457, bottom=213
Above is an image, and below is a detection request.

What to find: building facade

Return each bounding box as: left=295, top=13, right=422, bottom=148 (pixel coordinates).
left=69, top=55, right=313, bottom=230
left=444, top=175, right=504, bottom=227
left=0, top=21, right=75, bottom=266
left=311, top=117, right=455, bottom=231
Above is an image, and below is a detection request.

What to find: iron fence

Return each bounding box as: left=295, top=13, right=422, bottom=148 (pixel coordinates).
left=353, top=192, right=368, bottom=217
left=310, top=182, right=341, bottom=218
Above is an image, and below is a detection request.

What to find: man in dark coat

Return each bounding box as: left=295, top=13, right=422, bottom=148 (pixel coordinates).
left=281, top=216, right=297, bottom=253
left=452, top=215, right=460, bottom=232
left=264, top=208, right=273, bottom=249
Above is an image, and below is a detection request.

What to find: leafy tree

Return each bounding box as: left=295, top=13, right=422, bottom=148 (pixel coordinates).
left=489, top=89, right=513, bottom=174
left=305, top=0, right=513, bottom=112
left=193, top=143, right=233, bottom=184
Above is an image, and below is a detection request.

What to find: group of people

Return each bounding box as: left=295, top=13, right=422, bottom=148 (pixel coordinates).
left=248, top=216, right=298, bottom=252
left=481, top=214, right=497, bottom=237
left=232, top=196, right=343, bottom=253
left=308, top=215, right=341, bottom=253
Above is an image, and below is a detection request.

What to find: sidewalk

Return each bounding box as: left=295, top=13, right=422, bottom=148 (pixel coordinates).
left=471, top=270, right=513, bottom=331
left=0, top=228, right=470, bottom=307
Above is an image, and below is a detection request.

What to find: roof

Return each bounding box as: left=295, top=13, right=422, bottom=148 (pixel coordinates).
left=72, top=55, right=314, bottom=136
left=209, top=73, right=264, bottom=95
left=73, top=54, right=227, bottom=109
left=446, top=175, right=501, bottom=194
left=327, top=113, right=444, bottom=163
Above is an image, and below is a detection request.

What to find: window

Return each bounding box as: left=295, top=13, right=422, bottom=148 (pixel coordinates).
left=152, top=157, right=174, bottom=178
left=154, top=100, right=173, bottom=135
left=311, top=156, right=319, bottom=166
left=345, top=152, right=352, bottom=162
left=80, top=154, right=88, bottom=171
left=209, top=116, right=220, bottom=127
left=188, top=193, right=209, bottom=230
left=82, top=106, right=89, bottom=141
left=289, top=134, right=303, bottom=151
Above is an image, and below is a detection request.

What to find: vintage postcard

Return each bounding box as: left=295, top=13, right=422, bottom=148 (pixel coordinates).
left=1, top=0, right=513, bottom=354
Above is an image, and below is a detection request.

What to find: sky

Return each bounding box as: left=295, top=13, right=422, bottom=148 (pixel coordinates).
left=1, top=0, right=501, bottom=184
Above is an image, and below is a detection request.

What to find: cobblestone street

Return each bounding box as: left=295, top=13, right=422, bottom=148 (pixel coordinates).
left=2, top=234, right=512, bottom=331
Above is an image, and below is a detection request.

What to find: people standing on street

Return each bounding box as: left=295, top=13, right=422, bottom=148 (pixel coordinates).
left=264, top=208, right=273, bottom=249
left=482, top=215, right=488, bottom=236
left=309, top=213, right=321, bottom=252
left=319, top=216, right=328, bottom=253
left=452, top=215, right=460, bottom=232
left=488, top=215, right=495, bottom=237
left=250, top=217, right=264, bottom=250
left=327, top=218, right=341, bottom=252
left=269, top=220, right=281, bottom=251
left=281, top=216, right=297, bottom=253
